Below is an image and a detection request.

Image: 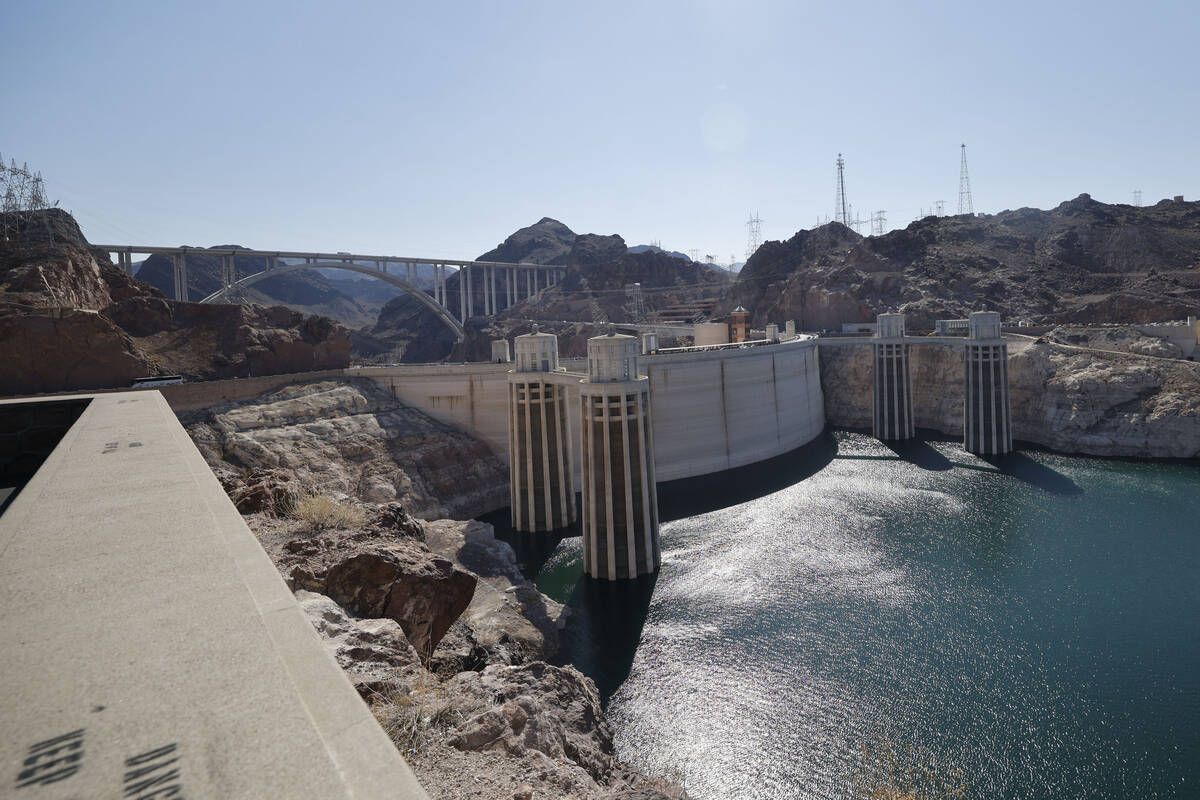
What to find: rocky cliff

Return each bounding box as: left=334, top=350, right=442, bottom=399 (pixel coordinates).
left=728, top=195, right=1200, bottom=330
left=0, top=209, right=351, bottom=395
left=210, top=425, right=683, bottom=798
left=819, top=338, right=1200, bottom=458
left=182, top=379, right=509, bottom=519
left=366, top=217, right=726, bottom=363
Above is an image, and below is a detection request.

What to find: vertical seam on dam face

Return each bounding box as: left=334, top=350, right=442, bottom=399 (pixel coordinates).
left=772, top=354, right=781, bottom=445
left=720, top=360, right=730, bottom=466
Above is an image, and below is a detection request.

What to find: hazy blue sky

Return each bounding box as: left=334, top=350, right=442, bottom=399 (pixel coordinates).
left=3, top=1, right=1197, bottom=262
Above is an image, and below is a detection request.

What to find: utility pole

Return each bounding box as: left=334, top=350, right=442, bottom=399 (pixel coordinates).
left=835, top=154, right=849, bottom=226
left=745, top=212, right=763, bottom=260
left=958, top=144, right=974, bottom=215
left=871, top=210, right=887, bottom=237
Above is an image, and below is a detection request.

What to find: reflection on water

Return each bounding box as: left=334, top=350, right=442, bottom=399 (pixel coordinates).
left=495, top=432, right=1200, bottom=799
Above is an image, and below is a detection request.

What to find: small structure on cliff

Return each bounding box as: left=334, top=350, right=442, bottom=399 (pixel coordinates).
left=580, top=331, right=660, bottom=580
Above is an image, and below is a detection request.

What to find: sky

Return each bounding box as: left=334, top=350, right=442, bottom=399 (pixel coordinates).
left=3, top=0, right=1197, bottom=264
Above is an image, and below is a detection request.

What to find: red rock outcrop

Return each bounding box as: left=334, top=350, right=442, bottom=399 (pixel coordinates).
left=0, top=209, right=351, bottom=396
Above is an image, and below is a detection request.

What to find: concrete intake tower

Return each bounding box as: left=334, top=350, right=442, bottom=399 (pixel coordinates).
left=963, top=311, right=1012, bottom=455
left=508, top=329, right=576, bottom=531
left=581, top=331, right=661, bottom=580
left=873, top=313, right=915, bottom=441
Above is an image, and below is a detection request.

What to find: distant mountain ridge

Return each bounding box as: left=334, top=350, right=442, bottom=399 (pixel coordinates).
left=724, top=194, right=1200, bottom=329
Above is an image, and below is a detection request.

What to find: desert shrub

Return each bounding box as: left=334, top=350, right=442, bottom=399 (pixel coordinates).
left=370, top=673, right=489, bottom=757
left=289, top=492, right=366, bottom=531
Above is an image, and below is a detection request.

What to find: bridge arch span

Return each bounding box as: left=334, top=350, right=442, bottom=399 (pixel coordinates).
left=200, top=261, right=465, bottom=341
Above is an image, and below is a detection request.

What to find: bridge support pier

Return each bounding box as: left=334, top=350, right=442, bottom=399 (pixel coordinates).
left=508, top=329, right=576, bottom=532
left=581, top=331, right=660, bottom=580
left=466, top=265, right=474, bottom=318
left=872, top=313, right=914, bottom=441
left=172, top=253, right=188, bottom=301
left=964, top=312, right=1012, bottom=455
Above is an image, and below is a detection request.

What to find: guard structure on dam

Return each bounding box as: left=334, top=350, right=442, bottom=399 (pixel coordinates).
left=508, top=329, right=576, bottom=532
left=580, top=331, right=661, bottom=580
left=963, top=311, right=1012, bottom=455
left=873, top=313, right=914, bottom=441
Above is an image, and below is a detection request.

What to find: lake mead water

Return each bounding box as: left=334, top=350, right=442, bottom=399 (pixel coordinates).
left=502, top=431, right=1200, bottom=799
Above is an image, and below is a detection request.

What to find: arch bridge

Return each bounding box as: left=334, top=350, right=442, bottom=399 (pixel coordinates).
left=97, top=245, right=568, bottom=342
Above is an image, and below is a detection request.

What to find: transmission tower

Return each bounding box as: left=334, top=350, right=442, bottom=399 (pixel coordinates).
left=1132, top=190, right=1143, bottom=207
left=935, top=200, right=946, bottom=216
left=745, top=212, right=763, bottom=260
left=871, top=210, right=887, bottom=236
left=835, top=154, right=849, bottom=226
left=958, top=144, right=974, bottom=215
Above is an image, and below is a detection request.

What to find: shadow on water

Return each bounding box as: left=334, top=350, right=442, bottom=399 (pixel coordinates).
left=656, top=429, right=839, bottom=522
left=882, top=438, right=953, bottom=471
left=556, top=572, right=659, bottom=704
left=982, top=451, right=1084, bottom=497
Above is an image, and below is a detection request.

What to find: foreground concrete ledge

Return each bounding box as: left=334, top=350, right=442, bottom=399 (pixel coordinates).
left=0, top=392, right=428, bottom=799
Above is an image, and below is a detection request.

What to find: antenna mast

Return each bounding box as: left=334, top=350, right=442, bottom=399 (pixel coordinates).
left=958, top=144, right=974, bottom=215
left=835, top=154, right=849, bottom=226
left=745, top=212, right=763, bottom=260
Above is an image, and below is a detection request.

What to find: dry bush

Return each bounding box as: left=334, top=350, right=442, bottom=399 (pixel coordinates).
left=369, top=673, right=490, bottom=757
left=289, top=492, right=367, bottom=531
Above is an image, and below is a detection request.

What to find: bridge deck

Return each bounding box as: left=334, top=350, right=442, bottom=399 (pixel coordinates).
left=0, top=392, right=427, bottom=798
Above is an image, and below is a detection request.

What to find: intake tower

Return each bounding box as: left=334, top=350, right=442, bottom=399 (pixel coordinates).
left=507, top=329, right=576, bottom=531
left=872, top=313, right=914, bottom=440
left=963, top=311, right=1012, bottom=455
left=580, top=331, right=660, bottom=580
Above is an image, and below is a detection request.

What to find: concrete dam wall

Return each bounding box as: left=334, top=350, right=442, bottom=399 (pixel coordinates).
left=161, top=337, right=827, bottom=486
left=366, top=337, right=825, bottom=484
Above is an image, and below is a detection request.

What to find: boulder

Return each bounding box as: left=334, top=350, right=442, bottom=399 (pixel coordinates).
left=447, top=662, right=615, bottom=783
left=285, top=533, right=477, bottom=660
left=224, top=468, right=298, bottom=515
left=425, top=519, right=568, bottom=665
left=295, top=590, right=421, bottom=696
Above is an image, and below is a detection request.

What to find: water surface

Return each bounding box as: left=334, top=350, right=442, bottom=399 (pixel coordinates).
left=500, top=432, right=1199, bottom=799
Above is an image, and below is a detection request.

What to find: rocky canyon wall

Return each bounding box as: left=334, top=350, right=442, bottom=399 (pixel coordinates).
left=819, top=340, right=1200, bottom=459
